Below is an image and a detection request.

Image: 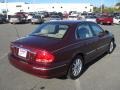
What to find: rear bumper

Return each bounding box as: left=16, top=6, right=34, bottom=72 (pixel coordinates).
left=8, top=54, right=68, bottom=78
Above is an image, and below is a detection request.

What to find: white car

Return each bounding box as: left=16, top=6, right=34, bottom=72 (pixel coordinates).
left=113, top=16, right=120, bottom=24
left=85, top=16, right=97, bottom=23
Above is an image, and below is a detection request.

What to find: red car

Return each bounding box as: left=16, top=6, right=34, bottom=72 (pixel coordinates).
left=9, top=21, right=115, bottom=79
left=96, top=15, right=113, bottom=25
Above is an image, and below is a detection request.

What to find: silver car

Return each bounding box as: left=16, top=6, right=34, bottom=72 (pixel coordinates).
left=31, top=15, right=44, bottom=24
left=9, top=15, right=26, bottom=24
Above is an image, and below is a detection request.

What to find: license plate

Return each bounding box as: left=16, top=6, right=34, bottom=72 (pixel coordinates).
left=18, top=48, right=27, bottom=58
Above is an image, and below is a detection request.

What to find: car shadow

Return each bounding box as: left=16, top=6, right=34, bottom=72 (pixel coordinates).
left=82, top=43, right=116, bottom=76
left=57, top=43, right=116, bottom=80
left=83, top=52, right=107, bottom=73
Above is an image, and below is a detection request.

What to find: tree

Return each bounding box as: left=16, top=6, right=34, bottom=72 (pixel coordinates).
left=116, top=2, right=120, bottom=6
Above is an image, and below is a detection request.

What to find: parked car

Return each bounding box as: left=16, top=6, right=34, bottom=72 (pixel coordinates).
left=50, top=15, right=62, bottom=21
left=15, top=12, right=27, bottom=18
left=85, top=15, right=97, bottom=23
left=9, top=15, right=26, bottom=24
left=31, top=15, right=44, bottom=24
left=9, top=21, right=115, bottom=79
left=49, top=12, right=58, bottom=17
left=96, top=15, right=113, bottom=25
left=37, top=11, right=47, bottom=18
left=57, top=12, right=63, bottom=18
left=41, top=11, right=49, bottom=17
left=0, top=14, right=6, bottom=23
left=113, top=16, right=120, bottom=24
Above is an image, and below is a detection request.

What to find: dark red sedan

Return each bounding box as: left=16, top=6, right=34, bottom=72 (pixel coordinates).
left=9, top=21, right=115, bottom=79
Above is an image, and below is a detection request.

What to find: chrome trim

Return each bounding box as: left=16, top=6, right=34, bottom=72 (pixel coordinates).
left=53, top=42, right=81, bottom=53
left=97, top=43, right=109, bottom=50
left=33, top=64, right=66, bottom=71
left=86, top=49, right=96, bottom=55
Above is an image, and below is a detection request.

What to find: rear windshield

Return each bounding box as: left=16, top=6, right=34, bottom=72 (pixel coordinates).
left=30, top=23, right=69, bottom=39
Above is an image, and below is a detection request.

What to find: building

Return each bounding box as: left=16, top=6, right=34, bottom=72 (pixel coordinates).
left=0, top=2, right=93, bottom=15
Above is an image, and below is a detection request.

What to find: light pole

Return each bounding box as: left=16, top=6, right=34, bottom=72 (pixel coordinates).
left=100, top=0, right=103, bottom=13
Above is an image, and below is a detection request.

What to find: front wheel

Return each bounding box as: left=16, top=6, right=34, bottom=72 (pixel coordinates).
left=67, top=56, right=83, bottom=80
left=108, top=40, right=115, bottom=54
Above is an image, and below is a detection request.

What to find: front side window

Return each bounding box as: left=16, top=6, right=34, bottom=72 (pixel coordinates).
left=91, top=23, right=104, bottom=36
left=76, top=24, right=93, bottom=39
left=30, top=23, right=68, bottom=39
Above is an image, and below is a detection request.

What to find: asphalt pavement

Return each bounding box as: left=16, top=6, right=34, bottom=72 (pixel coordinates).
left=0, top=23, right=120, bottom=90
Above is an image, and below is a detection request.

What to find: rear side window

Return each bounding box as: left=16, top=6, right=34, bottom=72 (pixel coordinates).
left=76, top=24, right=93, bottom=39
left=90, top=23, right=104, bottom=36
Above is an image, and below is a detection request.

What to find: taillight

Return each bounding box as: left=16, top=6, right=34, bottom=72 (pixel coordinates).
left=36, top=50, right=55, bottom=63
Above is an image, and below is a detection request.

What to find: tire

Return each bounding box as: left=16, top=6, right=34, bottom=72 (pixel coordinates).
left=108, top=40, right=115, bottom=54
left=67, top=55, right=83, bottom=80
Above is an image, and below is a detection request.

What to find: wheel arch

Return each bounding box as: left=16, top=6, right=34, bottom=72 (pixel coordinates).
left=71, top=52, right=86, bottom=65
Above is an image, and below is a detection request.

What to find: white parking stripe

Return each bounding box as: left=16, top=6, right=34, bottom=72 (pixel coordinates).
left=75, top=79, right=82, bottom=90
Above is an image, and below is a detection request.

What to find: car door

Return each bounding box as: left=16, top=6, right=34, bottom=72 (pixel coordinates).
left=76, top=22, right=99, bottom=62
left=89, top=23, right=110, bottom=55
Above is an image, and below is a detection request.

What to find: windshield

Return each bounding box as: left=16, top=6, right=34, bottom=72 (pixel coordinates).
left=30, top=23, right=69, bottom=39
left=86, top=16, right=96, bottom=18
left=115, top=16, right=120, bottom=19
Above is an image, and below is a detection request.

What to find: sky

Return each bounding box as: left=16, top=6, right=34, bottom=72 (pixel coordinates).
left=0, top=0, right=119, bottom=7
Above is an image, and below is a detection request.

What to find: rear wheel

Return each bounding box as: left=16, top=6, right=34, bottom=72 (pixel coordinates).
left=67, top=56, right=83, bottom=79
